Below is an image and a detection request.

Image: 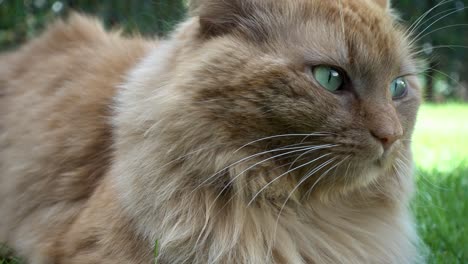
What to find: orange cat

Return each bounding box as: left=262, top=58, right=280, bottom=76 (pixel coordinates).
left=0, top=0, right=423, bottom=263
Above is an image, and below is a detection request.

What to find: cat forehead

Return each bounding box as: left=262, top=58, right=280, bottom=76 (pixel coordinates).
left=197, top=0, right=409, bottom=78
left=321, top=0, right=403, bottom=74
left=268, top=0, right=406, bottom=78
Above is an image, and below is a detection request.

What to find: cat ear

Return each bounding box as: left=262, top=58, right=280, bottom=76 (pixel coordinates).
left=189, top=0, right=258, bottom=38
left=372, top=0, right=391, bottom=10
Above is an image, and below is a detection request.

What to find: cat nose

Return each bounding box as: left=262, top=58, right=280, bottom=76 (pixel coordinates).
left=362, top=102, right=403, bottom=151
left=371, top=129, right=402, bottom=150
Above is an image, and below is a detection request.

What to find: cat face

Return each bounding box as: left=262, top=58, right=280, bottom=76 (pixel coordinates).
left=128, top=0, right=422, bottom=200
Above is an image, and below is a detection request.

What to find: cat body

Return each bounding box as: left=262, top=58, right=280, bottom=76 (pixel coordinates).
left=0, top=0, right=422, bottom=263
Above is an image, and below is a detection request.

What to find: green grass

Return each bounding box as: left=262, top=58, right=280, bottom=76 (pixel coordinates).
left=1, top=104, right=467, bottom=264
left=413, top=104, right=468, bottom=172
left=412, top=103, right=468, bottom=263
left=0, top=244, right=19, bottom=264
left=0, top=258, right=19, bottom=264
left=154, top=240, right=159, bottom=264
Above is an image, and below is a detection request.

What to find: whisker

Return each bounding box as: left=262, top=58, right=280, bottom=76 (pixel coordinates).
left=328, top=155, right=351, bottom=193
left=233, top=132, right=334, bottom=154
left=407, top=6, right=459, bottom=39
left=158, top=145, right=221, bottom=169
left=265, top=156, right=338, bottom=263
left=394, top=158, right=410, bottom=176
left=425, top=67, right=466, bottom=89
left=219, top=146, right=331, bottom=194
left=395, top=157, right=439, bottom=192
left=411, top=23, right=468, bottom=44
left=191, top=144, right=321, bottom=193
left=205, top=153, right=320, bottom=223
left=270, top=154, right=319, bottom=172
left=396, top=150, right=413, bottom=165
left=247, top=152, right=335, bottom=206
left=343, top=159, right=353, bottom=188
left=392, top=161, right=442, bottom=210
left=197, top=145, right=336, bottom=251
left=404, top=0, right=453, bottom=38
left=397, top=152, right=448, bottom=191
left=410, top=6, right=468, bottom=46
left=304, top=155, right=351, bottom=198
left=192, top=131, right=335, bottom=192
left=287, top=144, right=339, bottom=171
left=411, top=44, right=468, bottom=57
left=206, top=145, right=336, bottom=216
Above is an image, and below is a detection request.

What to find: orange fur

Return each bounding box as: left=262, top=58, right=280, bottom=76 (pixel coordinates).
left=1, top=1, right=422, bottom=263
left=0, top=15, right=154, bottom=263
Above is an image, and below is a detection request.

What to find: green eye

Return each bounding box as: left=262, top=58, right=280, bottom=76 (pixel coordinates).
left=313, top=66, right=344, bottom=92
left=390, top=77, right=408, bottom=99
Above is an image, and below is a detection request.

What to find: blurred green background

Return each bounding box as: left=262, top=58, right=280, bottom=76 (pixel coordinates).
left=0, top=0, right=467, bottom=263
left=0, top=0, right=467, bottom=102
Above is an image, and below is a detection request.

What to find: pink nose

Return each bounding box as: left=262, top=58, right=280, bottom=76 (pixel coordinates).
left=371, top=131, right=401, bottom=150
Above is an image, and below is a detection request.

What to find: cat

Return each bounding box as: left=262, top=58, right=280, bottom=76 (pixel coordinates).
left=0, top=0, right=423, bottom=263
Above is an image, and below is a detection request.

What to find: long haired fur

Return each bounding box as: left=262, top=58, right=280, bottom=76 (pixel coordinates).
left=1, top=0, right=422, bottom=263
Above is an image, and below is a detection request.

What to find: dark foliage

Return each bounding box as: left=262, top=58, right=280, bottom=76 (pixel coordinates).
left=0, top=0, right=187, bottom=51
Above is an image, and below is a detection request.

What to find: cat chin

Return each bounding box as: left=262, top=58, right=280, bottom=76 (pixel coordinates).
left=358, top=165, right=384, bottom=185
left=321, top=159, right=395, bottom=193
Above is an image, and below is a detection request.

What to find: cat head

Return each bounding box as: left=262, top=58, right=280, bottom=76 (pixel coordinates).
left=117, top=0, right=422, bottom=204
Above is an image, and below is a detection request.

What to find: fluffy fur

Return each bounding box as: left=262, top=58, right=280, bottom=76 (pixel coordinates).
left=0, top=0, right=422, bottom=263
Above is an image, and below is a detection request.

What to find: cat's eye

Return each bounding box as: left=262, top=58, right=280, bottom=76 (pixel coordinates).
left=390, top=77, right=408, bottom=99
left=313, top=66, right=344, bottom=92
